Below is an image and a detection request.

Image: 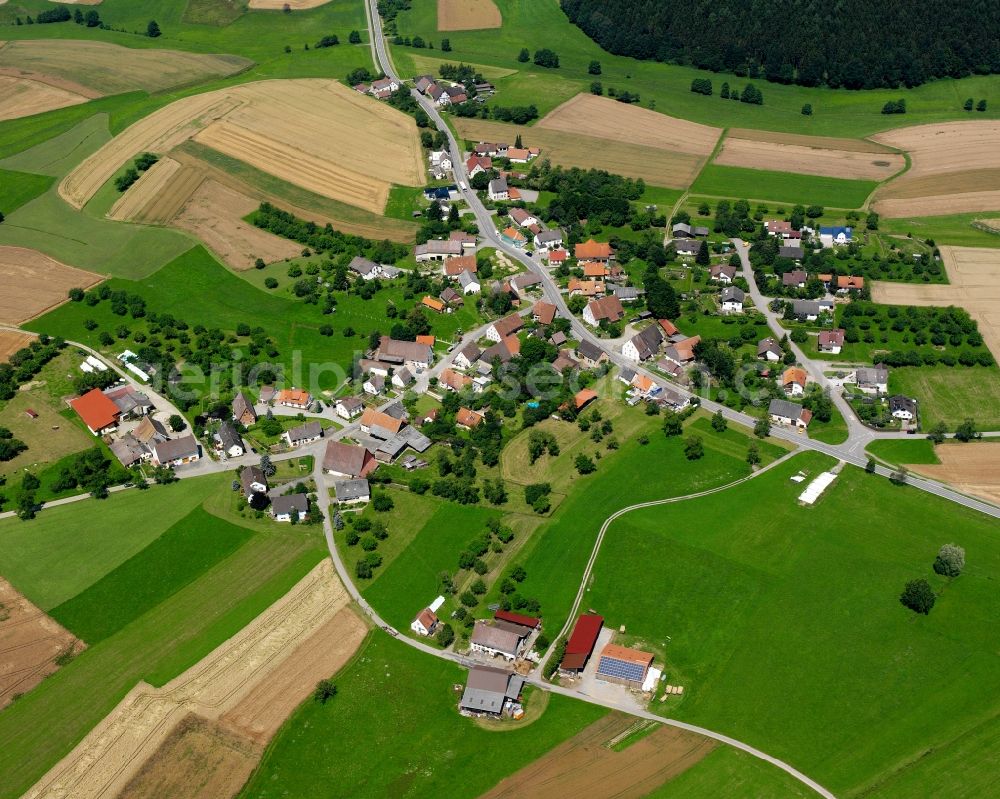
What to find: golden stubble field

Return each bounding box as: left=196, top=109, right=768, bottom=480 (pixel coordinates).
left=24, top=560, right=368, bottom=799
left=871, top=245, right=1000, bottom=362
left=907, top=443, right=1000, bottom=506
left=0, top=40, right=251, bottom=98
left=0, top=75, right=90, bottom=122
left=714, top=133, right=904, bottom=181
left=872, top=121, right=1000, bottom=217
left=437, top=0, right=502, bottom=30
left=0, top=246, right=103, bottom=325
left=60, top=79, right=425, bottom=215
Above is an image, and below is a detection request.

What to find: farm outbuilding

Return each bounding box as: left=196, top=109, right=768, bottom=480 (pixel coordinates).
left=560, top=614, right=604, bottom=673
left=595, top=643, right=654, bottom=688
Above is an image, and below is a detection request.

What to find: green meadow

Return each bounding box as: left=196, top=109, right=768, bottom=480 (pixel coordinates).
left=690, top=165, right=878, bottom=209
left=0, top=474, right=326, bottom=799
left=866, top=437, right=941, bottom=466
left=891, top=366, right=1000, bottom=430
left=240, top=632, right=607, bottom=798
left=0, top=168, right=53, bottom=215
left=584, top=452, right=1000, bottom=796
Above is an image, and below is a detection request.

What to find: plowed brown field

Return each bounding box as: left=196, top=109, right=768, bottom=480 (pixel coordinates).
left=478, top=713, right=715, bottom=799
left=715, top=136, right=904, bottom=181
left=0, top=247, right=103, bottom=325
left=23, top=560, right=366, bottom=799
left=871, top=245, right=1000, bottom=361
left=0, top=76, right=89, bottom=122
left=454, top=117, right=705, bottom=187
left=907, top=442, right=1000, bottom=505
left=539, top=94, right=720, bottom=156
left=61, top=79, right=423, bottom=214
left=873, top=121, right=1000, bottom=216
left=172, top=179, right=300, bottom=270
left=438, top=0, right=502, bottom=30
left=0, top=578, right=84, bottom=710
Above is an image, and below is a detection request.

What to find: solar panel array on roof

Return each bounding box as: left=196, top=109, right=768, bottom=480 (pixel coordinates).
left=597, top=655, right=648, bottom=683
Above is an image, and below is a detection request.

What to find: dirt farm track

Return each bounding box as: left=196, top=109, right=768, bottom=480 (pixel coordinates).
left=23, top=560, right=368, bottom=799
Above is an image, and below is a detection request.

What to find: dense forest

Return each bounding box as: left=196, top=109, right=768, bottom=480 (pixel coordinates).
left=560, top=0, right=1000, bottom=89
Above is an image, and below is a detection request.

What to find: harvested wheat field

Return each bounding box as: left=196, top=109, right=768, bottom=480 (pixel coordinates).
left=62, top=79, right=424, bottom=213
left=107, top=157, right=183, bottom=222
left=0, top=75, right=89, bottom=122
left=454, top=118, right=704, bottom=187
left=50, top=0, right=102, bottom=5
left=249, top=0, right=331, bottom=6
left=438, top=0, right=501, bottom=31
left=0, top=329, right=36, bottom=362
left=872, top=246, right=1000, bottom=361
left=479, top=713, right=716, bottom=799
left=173, top=180, right=300, bottom=270
left=23, top=560, right=366, bottom=799
left=0, top=247, right=103, bottom=325
left=873, top=121, right=1000, bottom=216
left=907, top=443, right=1000, bottom=505
left=0, top=41, right=250, bottom=97
left=0, top=578, right=84, bottom=710
left=715, top=135, right=904, bottom=181
left=540, top=94, right=721, bottom=156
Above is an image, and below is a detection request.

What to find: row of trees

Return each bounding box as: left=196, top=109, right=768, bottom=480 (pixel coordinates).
left=517, top=48, right=560, bottom=68
left=13, top=7, right=160, bottom=37
left=689, top=79, right=763, bottom=104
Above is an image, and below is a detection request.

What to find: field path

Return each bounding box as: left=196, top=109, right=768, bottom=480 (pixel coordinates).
left=23, top=560, right=362, bottom=799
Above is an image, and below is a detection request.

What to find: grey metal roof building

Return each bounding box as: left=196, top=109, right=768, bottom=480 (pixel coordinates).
left=460, top=666, right=525, bottom=715
left=333, top=479, right=370, bottom=502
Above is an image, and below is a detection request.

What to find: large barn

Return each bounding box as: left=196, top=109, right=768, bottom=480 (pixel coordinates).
left=595, top=643, right=653, bottom=687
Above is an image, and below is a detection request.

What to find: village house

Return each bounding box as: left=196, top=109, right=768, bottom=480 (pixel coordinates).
left=576, top=340, right=609, bottom=368
left=110, top=435, right=148, bottom=468
left=335, top=396, right=363, bottom=420
left=240, top=465, right=268, bottom=499
left=456, top=407, right=484, bottom=430
left=546, top=248, right=568, bottom=266
left=460, top=666, right=525, bottom=717
left=284, top=420, right=323, bottom=447
left=360, top=407, right=406, bottom=439
left=662, top=335, right=702, bottom=369
left=453, top=342, right=481, bottom=370
left=581, top=262, right=609, bottom=279
left=551, top=349, right=579, bottom=373
left=505, top=147, right=535, bottom=163
left=488, top=176, right=509, bottom=201
left=791, top=299, right=834, bottom=322
left=720, top=286, right=745, bottom=314
left=470, top=619, right=529, bottom=661
left=820, top=226, right=853, bottom=247
left=392, top=367, right=415, bottom=389
left=758, top=337, right=783, bottom=361
left=363, top=373, right=385, bottom=395
left=765, top=220, right=802, bottom=240
left=818, top=329, right=846, bottom=354
left=534, top=229, right=563, bottom=251
left=103, top=385, right=153, bottom=419
left=422, top=296, right=446, bottom=314
left=132, top=416, right=169, bottom=446
left=466, top=154, right=491, bottom=178
left=508, top=207, right=538, bottom=228
left=70, top=388, right=121, bottom=435
left=232, top=391, right=257, bottom=426
left=595, top=643, right=655, bottom=688
left=377, top=336, right=434, bottom=371
left=612, top=285, right=642, bottom=303
left=429, top=149, right=452, bottom=175
left=769, top=398, right=812, bottom=430
left=150, top=435, right=200, bottom=467
left=277, top=388, right=312, bottom=410
left=532, top=301, right=557, bottom=325
left=444, top=84, right=467, bottom=104
left=487, top=314, right=525, bottom=342
left=782, top=269, right=808, bottom=289
left=510, top=272, right=542, bottom=299
left=782, top=367, right=807, bottom=397
left=271, top=493, right=308, bottom=523
left=575, top=239, right=614, bottom=263
left=451, top=230, right=476, bottom=250
left=443, top=255, right=477, bottom=278
left=674, top=239, right=701, bottom=256
left=583, top=295, right=625, bottom=327
left=349, top=256, right=382, bottom=281
left=856, top=366, right=889, bottom=395
left=439, top=368, right=474, bottom=392
left=623, top=324, right=664, bottom=362
left=415, top=239, right=463, bottom=262
left=481, top=335, right=520, bottom=364
left=560, top=614, right=604, bottom=674
left=410, top=607, right=439, bottom=637
left=333, top=478, right=371, bottom=504
left=216, top=422, right=245, bottom=457
left=837, top=275, right=865, bottom=293
left=889, top=395, right=918, bottom=421
left=323, top=440, right=377, bottom=478
left=779, top=244, right=803, bottom=261
left=567, top=278, right=605, bottom=298
left=710, top=264, right=737, bottom=283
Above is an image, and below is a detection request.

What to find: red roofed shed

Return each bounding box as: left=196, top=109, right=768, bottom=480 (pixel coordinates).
left=494, top=609, right=541, bottom=629
left=561, top=613, right=604, bottom=671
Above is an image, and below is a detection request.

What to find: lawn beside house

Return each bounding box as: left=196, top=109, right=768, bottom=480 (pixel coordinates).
left=890, top=366, right=1000, bottom=430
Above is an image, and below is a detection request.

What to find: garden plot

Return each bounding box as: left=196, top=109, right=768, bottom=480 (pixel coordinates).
left=0, top=246, right=103, bottom=325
